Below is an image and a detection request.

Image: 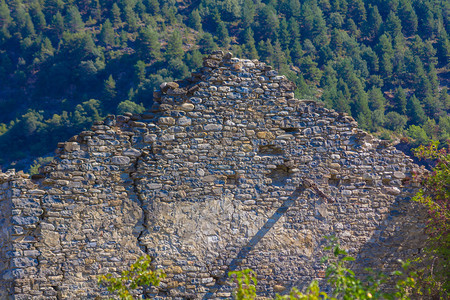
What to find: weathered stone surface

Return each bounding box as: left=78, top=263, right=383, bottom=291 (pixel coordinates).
left=0, top=53, right=427, bottom=300
left=111, top=156, right=131, bottom=165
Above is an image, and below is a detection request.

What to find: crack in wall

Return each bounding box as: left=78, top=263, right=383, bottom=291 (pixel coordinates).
left=130, top=150, right=150, bottom=255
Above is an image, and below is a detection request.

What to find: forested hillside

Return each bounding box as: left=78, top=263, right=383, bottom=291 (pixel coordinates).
left=0, top=0, right=449, bottom=171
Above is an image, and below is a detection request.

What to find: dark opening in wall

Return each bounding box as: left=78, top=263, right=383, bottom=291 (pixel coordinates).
left=258, top=145, right=284, bottom=155
left=267, top=165, right=291, bottom=186
left=328, top=175, right=340, bottom=187
left=226, top=174, right=237, bottom=185
left=281, top=127, right=299, bottom=134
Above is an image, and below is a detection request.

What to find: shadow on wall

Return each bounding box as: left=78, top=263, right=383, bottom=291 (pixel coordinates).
left=201, top=185, right=427, bottom=299
left=353, top=195, right=427, bottom=278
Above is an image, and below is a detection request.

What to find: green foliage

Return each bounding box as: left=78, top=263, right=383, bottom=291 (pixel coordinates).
left=230, top=236, right=420, bottom=300
left=412, top=141, right=450, bottom=297
left=117, top=100, right=145, bottom=115
left=28, top=156, right=53, bottom=175
left=229, top=269, right=257, bottom=300
left=98, top=255, right=166, bottom=300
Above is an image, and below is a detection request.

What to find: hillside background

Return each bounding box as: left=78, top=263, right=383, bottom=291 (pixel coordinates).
left=0, top=0, right=449, bottom=171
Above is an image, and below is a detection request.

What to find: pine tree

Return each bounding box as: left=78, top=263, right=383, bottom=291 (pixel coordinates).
left=30, top=2, right=46, bottom=31
left=258, top=39, right=275, bottom=64
left=51, top=12, right=64, bottom=39
left=66, top=6, right=84, bottom=33
left=290, top=39, right=303, bottom=66
left=330, top=29, right=343, bottom=55
left=103, top=75, right=117, bottom=103
left=288, top=17, right=300, bottom=42
left=241, top=0, right=256, bottom=27
left=188, top=9, right=202, bottom=31
left=144, top=0, right=159, bottom=15
left=366, top=5, right=382, bottom=40
left=111, top=3, right=122, bottom=27
left=99, top=19, right=115, bottom=47
left=435, top=31, right=450, bottom=67
left=347, top=0, right=366, bottom=26
left=198, top=32, right=216, bottom=54
left=243, top=28, right=258, bottom=59
left=273, top=40, right=288, bottom=71
left=185, top=49, right=202, bottom=71
left=368, top=87, right=386, bottom=111
left=217, top=21, right=230, bottom=47
left=398, top=1, right=418, bottom=36
left=278, top=19, right=290, bottom=51
left=135, top=60, right=146, bottom=83
left=257, top=5, right=279, bottom=41
left=406, top=95, right=427, bottom=125
left=124, top=5, right=139, bottom=31
left=0, top=0, right=12, bottom=42
left=166, top=31, right=183, bottom=59
left=136, top=26, right=160, bottom=61
left=384, top=11, right=402, bottom=38
left=393, top=87, right=407, bottom=115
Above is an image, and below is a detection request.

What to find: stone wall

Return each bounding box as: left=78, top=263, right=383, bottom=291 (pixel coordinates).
left=0, top=51, right=427, bottom=299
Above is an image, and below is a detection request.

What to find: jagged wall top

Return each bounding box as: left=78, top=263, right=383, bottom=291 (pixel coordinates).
left=153, top=50, right=296, bottom=105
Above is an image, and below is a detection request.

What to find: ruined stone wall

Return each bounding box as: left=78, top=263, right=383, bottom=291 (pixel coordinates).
left=0, top=52, right=427, bottom=299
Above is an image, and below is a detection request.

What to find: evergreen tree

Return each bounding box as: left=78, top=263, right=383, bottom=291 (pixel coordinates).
left=258, top=39, right=275, bottom=63
left=124, top=5, right=139, bottom=31
left=66, top=6, right=84, bottom=33
left=435, top=31, right=450, bottom=67
left=398, top=0, right=418, bottom=36
left=273, top=40, right=288, bottom=71
left=188, top=9, right=202, bottom=31
left=288, top=17, right=300, bottom=42
left=290, top=39, right=303, bottom=66
left=134, top=60, right=146, bottom=83
left=166, top=31, right=184, bottom=59
left=103, top=75, right=117, bottom=104
left=111, top=3, right=122, bottom=27
left=366, top=5, right=382, bottom=40
left=217, top=21, right=230, bottom=47
left=0, top=0, right=12, bottom=42
left=243, top=28, right=258, bottom=59
left=368, top=87, right=385, bottom=111
left=241, top=0, right=256, bottom=27
left=289, top=0, right=301, bottom=18
left=256, top=5, right=279, bottom=41
left=278, top=19, right=290, bottom=51
left=136, top=26, right=160, bottom=61
left=406, top=95, right=427, bottom=125
left=99, top=19, right=115, bottom=47
left=185, top=49, right=203, bottom=70
left=30, top=2, right=46, bottom=31
left=393, top=87, right=407, bottom=115
left=347, top=0, right=366, bottom=26
left=51, top=11, right=64, bottom=39
left=330, top=29, right=343, bottom=55
left=198, top=32, right=217, bottom=54
left=144, top=0, right=159, bottom=15
left=384, top=11, right=403, bottom=37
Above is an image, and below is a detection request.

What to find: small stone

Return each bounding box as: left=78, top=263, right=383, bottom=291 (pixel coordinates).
left=256, top=131, right=275, bottom=140
left=181, top=103, right=195, bottom=111
left=204, top=124, right=223, bottom=131
left=273, top=285, right=286, bottom=292
left=123, top=149, right=141, bottom=157
left=111, top=156, right=131, bottom=165
left=177, top=116, right=192, bottom=126
left=385, top=187, right=401, bottom=195
left=144, top=134, right=157, bottom=143
left=159, top=117, right=176, bottom=125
